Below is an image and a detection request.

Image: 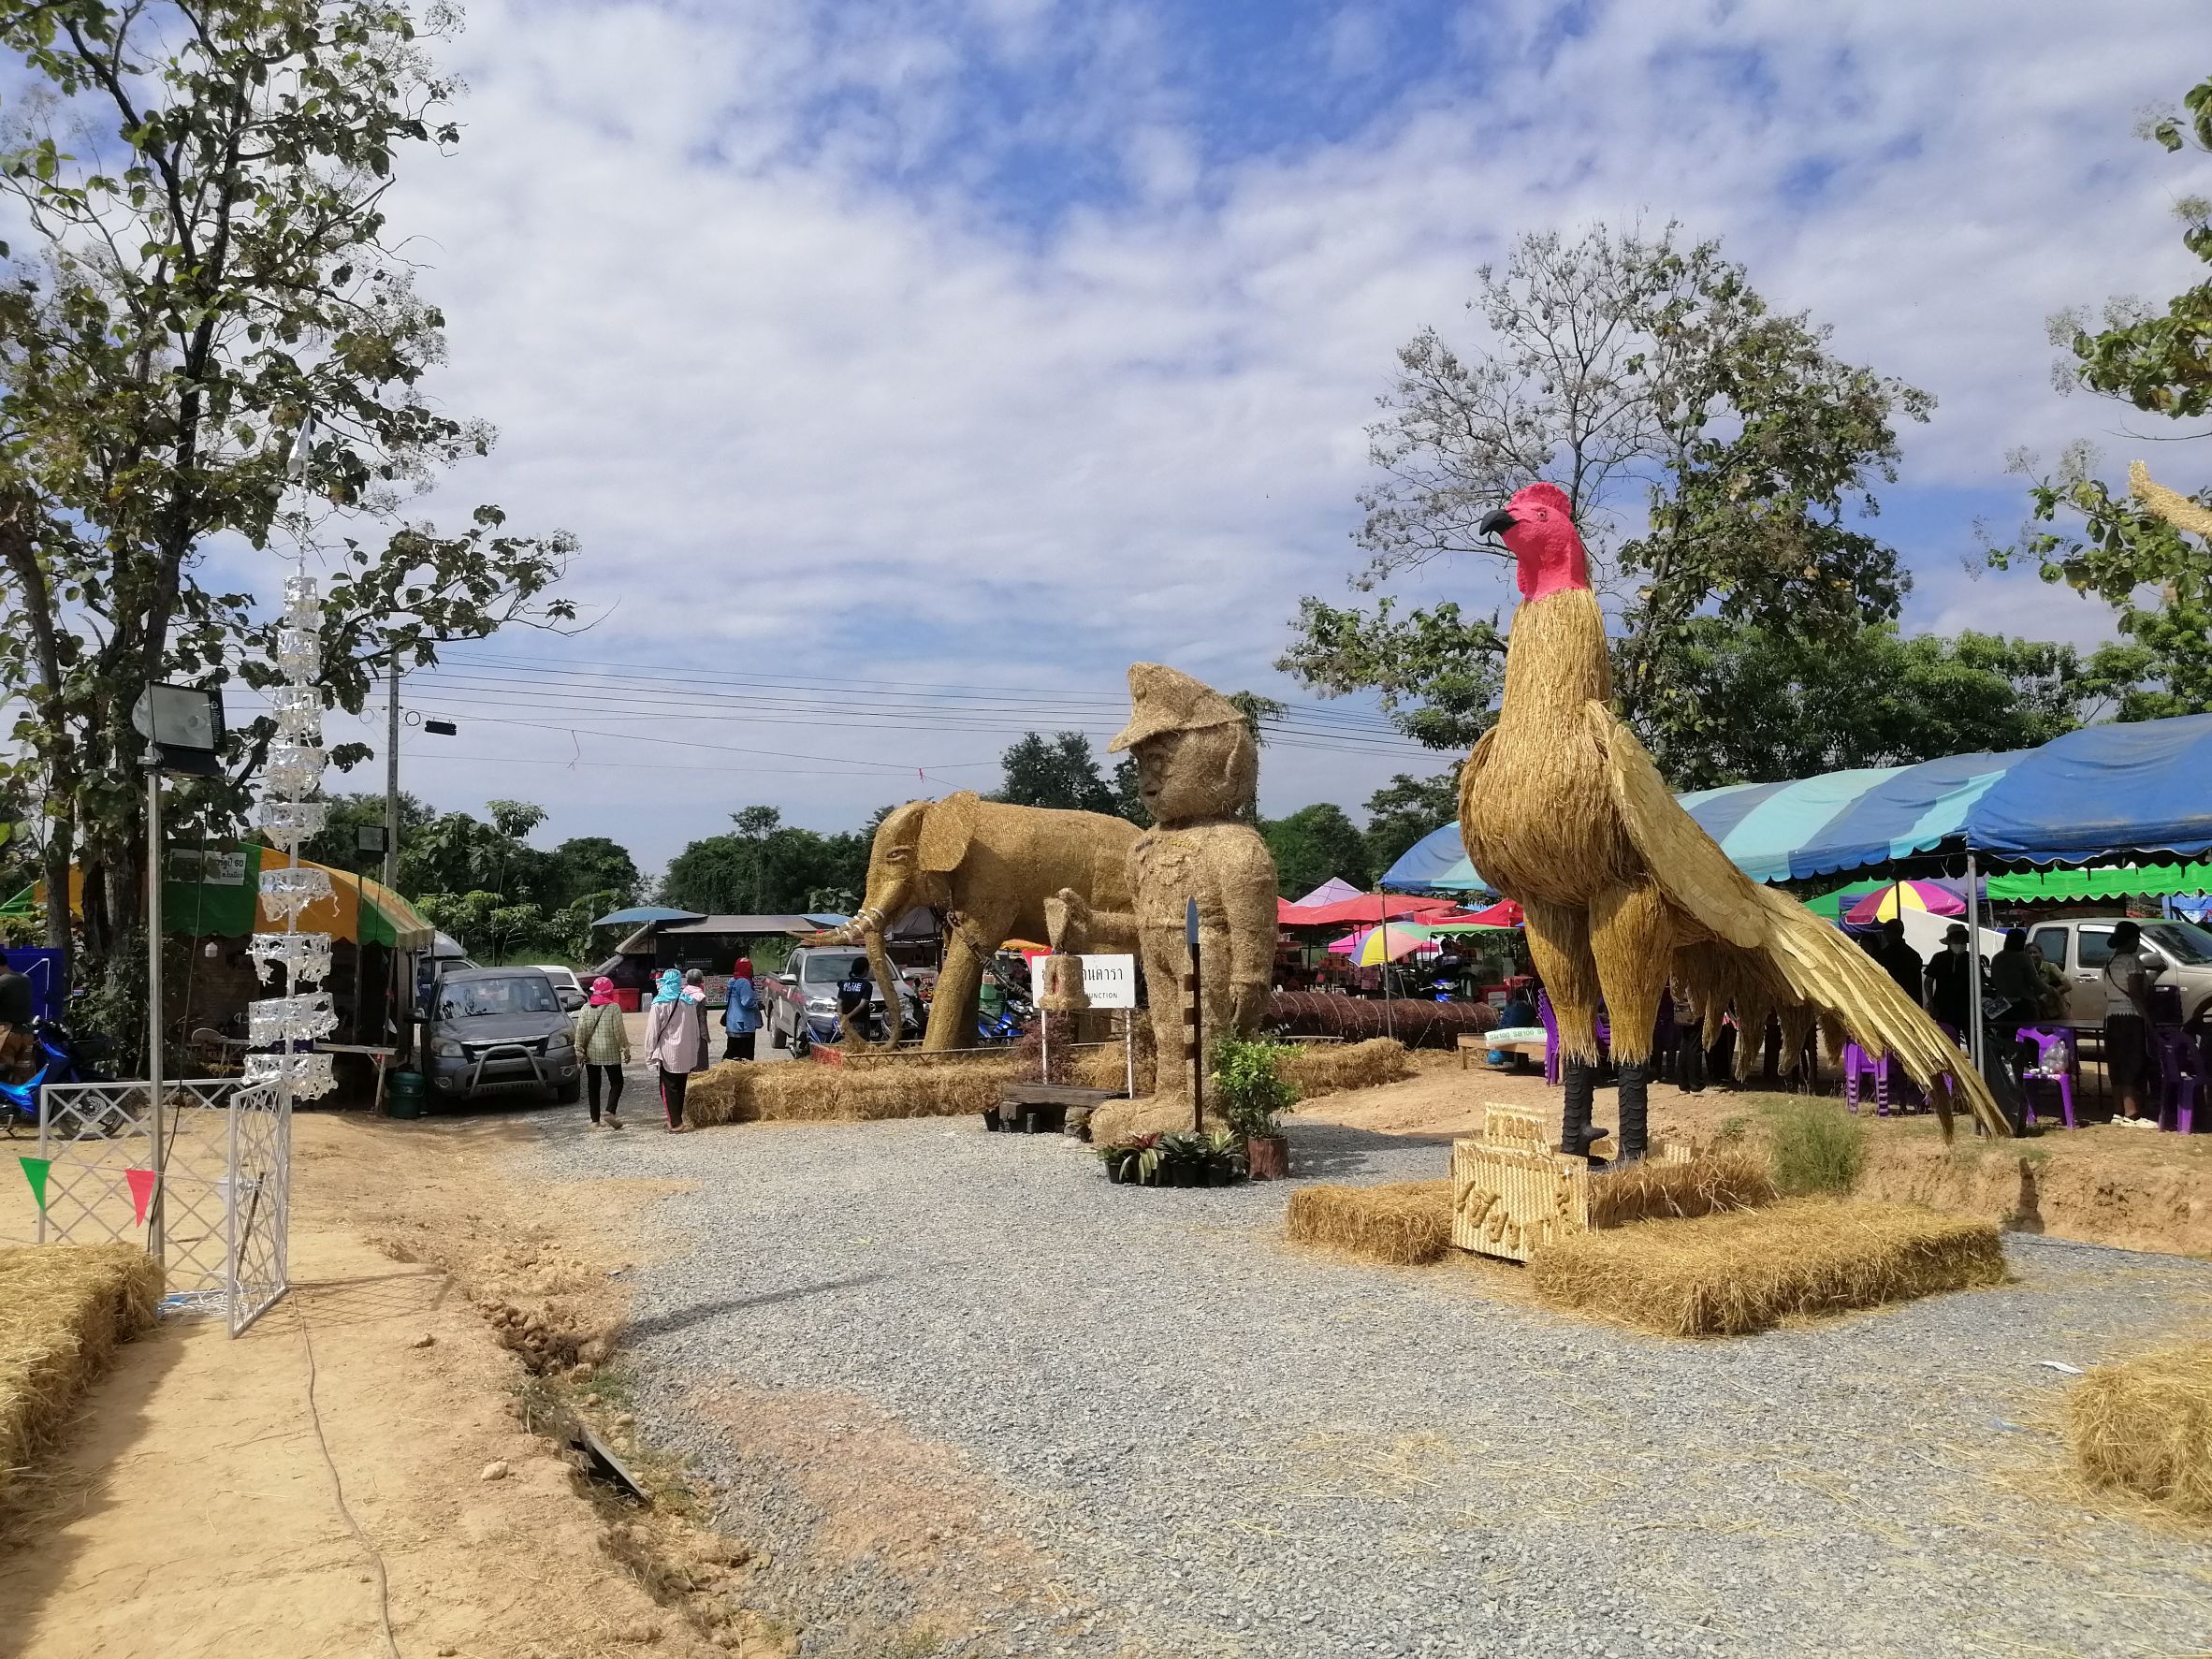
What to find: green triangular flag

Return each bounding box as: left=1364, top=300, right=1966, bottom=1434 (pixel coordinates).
left=18, top=1156, right=50, bottom=1213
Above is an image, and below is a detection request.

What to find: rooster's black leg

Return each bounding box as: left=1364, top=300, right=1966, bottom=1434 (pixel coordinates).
left=1560, top=1058, right=1605, bottom=1157
left=1614, top=1059, right=1650, bottom=1165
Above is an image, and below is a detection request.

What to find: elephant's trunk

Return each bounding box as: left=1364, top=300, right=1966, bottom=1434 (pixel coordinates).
left=864, top=924, right=905, bottom=1049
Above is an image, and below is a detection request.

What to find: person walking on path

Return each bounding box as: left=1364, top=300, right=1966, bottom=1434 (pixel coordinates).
left=647, top=968, right=706, bottom=1131
left=574, top=977, right=631, bottom=1128
left=722, top=956, right=762, bottom=1061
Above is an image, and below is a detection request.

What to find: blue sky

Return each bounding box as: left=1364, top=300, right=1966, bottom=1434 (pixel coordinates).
left=288, top=0, right=2212, bottom=874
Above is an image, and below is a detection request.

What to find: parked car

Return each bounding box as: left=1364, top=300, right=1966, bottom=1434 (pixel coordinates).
left=2023, top=916, right=2212, bottom=1032
left=765, top=948, right=923, bottom=1054
left=423, top=967, right=581, bottom=1104
left=533, top=965, right=588, bottom=1012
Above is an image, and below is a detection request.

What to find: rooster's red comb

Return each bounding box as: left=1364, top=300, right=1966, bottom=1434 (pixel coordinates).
left=1509, top=480, right=1574, bottom=517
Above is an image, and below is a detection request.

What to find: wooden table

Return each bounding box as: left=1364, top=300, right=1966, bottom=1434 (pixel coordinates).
left=315, top=1042, right=400, bottom=1110
left=1460, top=1033, right=1547, bottom=1070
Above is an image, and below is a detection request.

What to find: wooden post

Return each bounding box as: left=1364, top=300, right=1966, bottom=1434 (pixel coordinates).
left=1186, top=896, right=1203, bottom=1134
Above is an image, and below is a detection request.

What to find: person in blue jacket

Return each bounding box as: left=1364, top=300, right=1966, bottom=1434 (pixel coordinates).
left=722, top=955, right=763, bottom=1061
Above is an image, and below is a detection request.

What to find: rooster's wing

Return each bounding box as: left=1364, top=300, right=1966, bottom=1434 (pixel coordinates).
left=1588, top=703, right=2010, bottom=1141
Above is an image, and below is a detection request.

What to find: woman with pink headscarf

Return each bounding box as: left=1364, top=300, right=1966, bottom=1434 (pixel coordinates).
left=574, top=977, right=632, bottom=1128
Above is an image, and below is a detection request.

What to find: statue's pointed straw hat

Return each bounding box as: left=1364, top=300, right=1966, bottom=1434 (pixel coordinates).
left=1108, top=663, right=1244, bottom=753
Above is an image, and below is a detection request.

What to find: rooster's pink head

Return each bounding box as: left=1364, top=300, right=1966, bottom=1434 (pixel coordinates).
left=1479, top=481, right=1590, bottom=604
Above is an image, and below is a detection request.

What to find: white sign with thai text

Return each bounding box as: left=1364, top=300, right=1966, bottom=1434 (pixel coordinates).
left=1077, top=953, right=1137, bottom=1009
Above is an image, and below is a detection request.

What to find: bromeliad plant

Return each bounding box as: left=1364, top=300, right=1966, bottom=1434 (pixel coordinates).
left=1096, top=1128, right=1246, bottom=1186
left=1212, top=1038, right=1301, bottom=1141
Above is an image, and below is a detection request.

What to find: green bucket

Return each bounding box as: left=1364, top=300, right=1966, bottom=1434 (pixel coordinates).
left=386, top=1070, right=426, bottom=1120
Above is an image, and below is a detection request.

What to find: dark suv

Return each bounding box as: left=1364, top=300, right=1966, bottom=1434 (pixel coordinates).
left=424, top=967, right=581, bottom=1104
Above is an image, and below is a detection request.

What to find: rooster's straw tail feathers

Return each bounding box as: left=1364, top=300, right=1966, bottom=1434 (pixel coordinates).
left=1750, top=888, right=2008, bottom=1139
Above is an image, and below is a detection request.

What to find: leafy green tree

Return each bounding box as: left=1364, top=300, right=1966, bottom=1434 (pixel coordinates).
left=1362, top=770, right=1462, bottom=875
left=1645, top=624, right=2103, bottom=788
left=662, top=818, right=869, bottom=918
left=545, top=837, right=640, bottom=910
left=0, top=0, right=575, bottom=993
left=1261, top=804, right=1373, bottom=899
left=301, top=790, right=431, bottom=871
left=991, top=732, right=1115, bottom=814
left=1986, top=72, right=2212, bottom=718
left=1282, top=224, right=1929, bottom=754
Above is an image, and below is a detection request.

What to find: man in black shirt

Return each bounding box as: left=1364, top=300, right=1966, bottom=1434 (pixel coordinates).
left=1923, top=923, right=1981, bottom=1034
left=1877, top=919, right=1925, bottom=1006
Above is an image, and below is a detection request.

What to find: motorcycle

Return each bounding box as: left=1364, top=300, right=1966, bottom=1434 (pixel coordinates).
left=976, top=985, right=1036, bottom=1044
left=1, top=1019, right=115, bottom=1137
left=792, top=980, right=926, bottom=1056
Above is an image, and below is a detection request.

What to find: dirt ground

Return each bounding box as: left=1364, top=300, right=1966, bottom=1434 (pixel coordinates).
left=0, top=1111, right=791, bottom=1659
left=1304, top=1060, right=2212, bottom=1256
left=0, top=1051, right=2204, bottom=1658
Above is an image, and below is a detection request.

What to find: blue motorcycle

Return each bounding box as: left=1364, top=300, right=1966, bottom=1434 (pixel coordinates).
left=1, top=1020, right=113, bottom=1137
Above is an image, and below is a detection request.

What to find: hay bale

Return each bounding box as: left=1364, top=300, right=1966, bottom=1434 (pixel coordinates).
left=685, top=1055, right=1021, bottom=1127
left=0, top=1244, right=161, bottom=1498
left=1279, top=1038, right=1414, bottom=1097
left=2067, top=1338, right=2212, bottom=1521
left=1286, top=1181, right=1453, bottom=1266
left=1529, top=1199, right=2004, bottom=1337
left=1585, top=1149, right=1775, bottom=1229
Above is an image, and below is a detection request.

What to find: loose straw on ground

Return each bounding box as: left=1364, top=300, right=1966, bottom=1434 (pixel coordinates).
left=2066, top=1337, right=2212, bottom=1521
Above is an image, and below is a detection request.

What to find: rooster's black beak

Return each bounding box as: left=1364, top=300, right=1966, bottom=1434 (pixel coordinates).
left=1477, top=507, right=1516, bottom=536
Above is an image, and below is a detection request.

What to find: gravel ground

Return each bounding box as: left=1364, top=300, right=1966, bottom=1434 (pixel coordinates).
left=531, top=1110, right=2212, bottom=1659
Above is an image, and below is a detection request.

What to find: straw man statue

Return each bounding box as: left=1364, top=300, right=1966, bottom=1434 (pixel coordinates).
left=1064, top=664, right=1276, bottom=1128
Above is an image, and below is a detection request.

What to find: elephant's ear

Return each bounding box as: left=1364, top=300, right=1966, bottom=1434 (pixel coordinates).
left=919, top=792, right=980, bottom=873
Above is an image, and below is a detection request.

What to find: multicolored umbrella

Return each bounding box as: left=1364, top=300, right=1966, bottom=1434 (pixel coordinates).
left=1328, top=923, right=1442, bottom=964
left=1842, top=880, right=1965, bottom=925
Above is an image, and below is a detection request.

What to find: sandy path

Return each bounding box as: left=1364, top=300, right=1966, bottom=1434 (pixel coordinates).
left=0, top=1111, right=753, bottom=1659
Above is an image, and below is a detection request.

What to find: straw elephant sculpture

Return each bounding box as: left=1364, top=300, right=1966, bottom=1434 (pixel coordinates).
left=810, top=793, right=1139, bottom=1051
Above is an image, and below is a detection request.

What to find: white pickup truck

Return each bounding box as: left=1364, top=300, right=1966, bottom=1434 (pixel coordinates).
left=2019, top=916, right=2212, bottom=1033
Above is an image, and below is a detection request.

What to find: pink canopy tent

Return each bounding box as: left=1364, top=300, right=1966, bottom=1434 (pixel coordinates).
left=1276, top=893, right=1461, bottom=927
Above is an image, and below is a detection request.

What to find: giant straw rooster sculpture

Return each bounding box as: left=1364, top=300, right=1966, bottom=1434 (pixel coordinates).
left=1459, top=482, right=2008, bottom=1160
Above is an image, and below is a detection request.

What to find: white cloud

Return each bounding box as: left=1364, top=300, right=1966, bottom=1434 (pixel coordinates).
left=344, top=0, right=2208, bottom=869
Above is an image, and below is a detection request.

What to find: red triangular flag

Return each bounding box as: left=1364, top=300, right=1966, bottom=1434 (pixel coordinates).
left=124, top=1168, right=158, bottom=1228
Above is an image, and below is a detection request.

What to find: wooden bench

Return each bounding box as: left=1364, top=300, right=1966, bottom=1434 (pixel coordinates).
left=988, top=1082, right=1123, bottom=1137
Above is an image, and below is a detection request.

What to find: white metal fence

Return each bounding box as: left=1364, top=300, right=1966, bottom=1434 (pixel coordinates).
left=37, top=1077, right=292, bottom=1336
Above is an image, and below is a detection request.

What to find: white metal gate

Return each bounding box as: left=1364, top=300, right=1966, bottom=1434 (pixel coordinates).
left=36, top=1077, right=292, bottom=1335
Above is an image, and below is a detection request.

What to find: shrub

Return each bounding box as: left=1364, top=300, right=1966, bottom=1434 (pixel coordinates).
left=1766, top=1099, right=1867, bottom=1197
left=1212, top=1038, right=1300, bottom=1139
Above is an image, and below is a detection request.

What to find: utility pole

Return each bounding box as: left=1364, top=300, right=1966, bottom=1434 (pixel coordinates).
left=383, top=655, right=400, bottom=891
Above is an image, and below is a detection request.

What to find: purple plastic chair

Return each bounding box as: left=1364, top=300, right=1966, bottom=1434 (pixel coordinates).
left=1841, top=1041, right=1890, bottom=1115
left=2015, top=1026, right=2076, bottom=1130
left=2154, top=1028, right=2200, bottom=1134
left=1535, top=992, right=1610, bottom=1087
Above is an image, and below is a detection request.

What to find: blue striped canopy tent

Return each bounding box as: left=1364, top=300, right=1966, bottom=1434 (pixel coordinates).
left=1379, top=713, right=2212, bottom=892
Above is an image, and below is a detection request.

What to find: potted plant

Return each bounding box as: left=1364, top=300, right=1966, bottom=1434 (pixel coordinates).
left=1156, top=1131, right=1212, bottom=1187
left=1214, top=1038, right=1299, bottom=1180
left=1095, top=1132, right=1162, bottom=1185
left=1203, top=1128, right=1245, bottom=1186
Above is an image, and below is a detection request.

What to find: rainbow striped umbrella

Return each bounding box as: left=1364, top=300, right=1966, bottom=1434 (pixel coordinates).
left=1842, top=880, right=1965, bottom=924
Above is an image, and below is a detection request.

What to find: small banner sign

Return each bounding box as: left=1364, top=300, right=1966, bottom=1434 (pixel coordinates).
left=17, top=1156, right=51, bottom=1213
